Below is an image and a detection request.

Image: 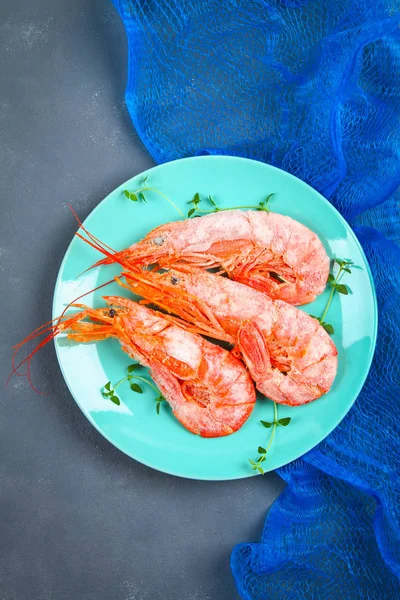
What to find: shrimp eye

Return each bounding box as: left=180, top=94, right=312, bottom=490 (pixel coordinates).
left=108, top=309, right=116, bottom=318
left=153, top=236, right=165, bottom=246
left=170, top=276, right=178, bottom=285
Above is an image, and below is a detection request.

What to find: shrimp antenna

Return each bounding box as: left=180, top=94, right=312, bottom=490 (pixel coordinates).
left=8, top=278, right=115, bottom=393
left=8, top=204, right=122, bottom=393
left=67, top=204, right=130, bottom=274
left=68, top=205, right=116, bottom=255
left=70, top=213, right=145, bottom=277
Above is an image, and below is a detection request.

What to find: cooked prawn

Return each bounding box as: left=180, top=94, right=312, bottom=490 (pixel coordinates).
left=120, top=269, right=338, bottom=407
left=12, top=297, right=256, bottom=437
left=92, top=210, right=330, bottom=305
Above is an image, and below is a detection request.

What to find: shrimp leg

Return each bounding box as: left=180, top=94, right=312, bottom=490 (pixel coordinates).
left=237, top=321, right=272, bottom=382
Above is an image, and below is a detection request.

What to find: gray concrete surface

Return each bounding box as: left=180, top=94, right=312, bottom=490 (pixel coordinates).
left=0, top=2, right=285, bottom=599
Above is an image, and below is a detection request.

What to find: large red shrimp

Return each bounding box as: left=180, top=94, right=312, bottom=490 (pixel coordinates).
left=92, top=210, right=330, bottom=305
left=11, top=297, right=256, bottom=437
left=121, top=269, right=338, bottom=407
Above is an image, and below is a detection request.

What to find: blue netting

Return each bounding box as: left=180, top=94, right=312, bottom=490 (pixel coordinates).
left=111, top=0, right=400, bottom=597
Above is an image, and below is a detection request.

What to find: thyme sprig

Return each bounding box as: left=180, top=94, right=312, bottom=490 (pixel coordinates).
left=123, top=175, right=184, bottom=217
left=187, top=192, right=274, bottom=218
left=249, top=402, right=291, bottom=474
left=311, top=257, right=361, bottom=334
left=124, top=177, right=274, bottom=220
left=102, top=362, right=165, bottom=414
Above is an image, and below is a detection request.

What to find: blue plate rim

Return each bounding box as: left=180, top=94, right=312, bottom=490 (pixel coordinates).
left=52, top=156, right=378, bottom=480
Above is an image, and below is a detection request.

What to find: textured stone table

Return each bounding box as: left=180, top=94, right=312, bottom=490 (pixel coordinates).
left=0, top=2, right=285, bottom=598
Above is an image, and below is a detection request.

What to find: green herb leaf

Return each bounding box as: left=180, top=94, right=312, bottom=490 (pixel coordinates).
left=188, top=208, right=195, bottom=217
left=260, top=193, right=273, bottom=211
left=156, top=402, right=161, bottom=415
left=124, top=190, right=130, bottom=198
left=249, top=459, right=256, bottom=466
left=322, top=322, right=334, bottom=334
left=335, top=283, right=348, bottom=295
left=142, top=175, right=148, bottom=185
left=127, top=364, right=140, bottom=373
left=252, top=464, right=258, bottom=470
left=138, top=192, right=147, bottom=203
left=342, top=267, right=352, bottom=274
left=260, top=420, right=273, bottom=428
left=194, top=192, right=200, bottom=205
left=327, top=274, right=335, bottom=283
left=105, top=381, right=111, bottom=391
left=334, top=258, right=344, bottom=266
left=258, top=455, right=266, bottom=463
left=258, top=446, right=266, bottom=454
left=130, top=383, right=143, bottom=393
left=278, top=417, right=291, bottom=427
left=309, top=315, right=321, bottom=322
left=110, top=395, right=120, bottom=406
left=208, top=195, right=217, bottom=208
left=258, top=466, right=265, bottom=475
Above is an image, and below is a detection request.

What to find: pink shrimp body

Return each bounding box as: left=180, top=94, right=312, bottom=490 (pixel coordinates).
left=94, top=210, right=330, bottom=305
left=123, top=269, right=338, bottom=406
left=37, top=297, right=256, bottom=437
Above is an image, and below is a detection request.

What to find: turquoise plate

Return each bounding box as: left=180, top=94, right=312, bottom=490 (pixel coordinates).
left=53, top=156, right=377, bottom=480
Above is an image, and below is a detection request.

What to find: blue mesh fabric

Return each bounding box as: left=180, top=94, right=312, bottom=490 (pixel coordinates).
left=112, top=0, right=400, bottom=597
